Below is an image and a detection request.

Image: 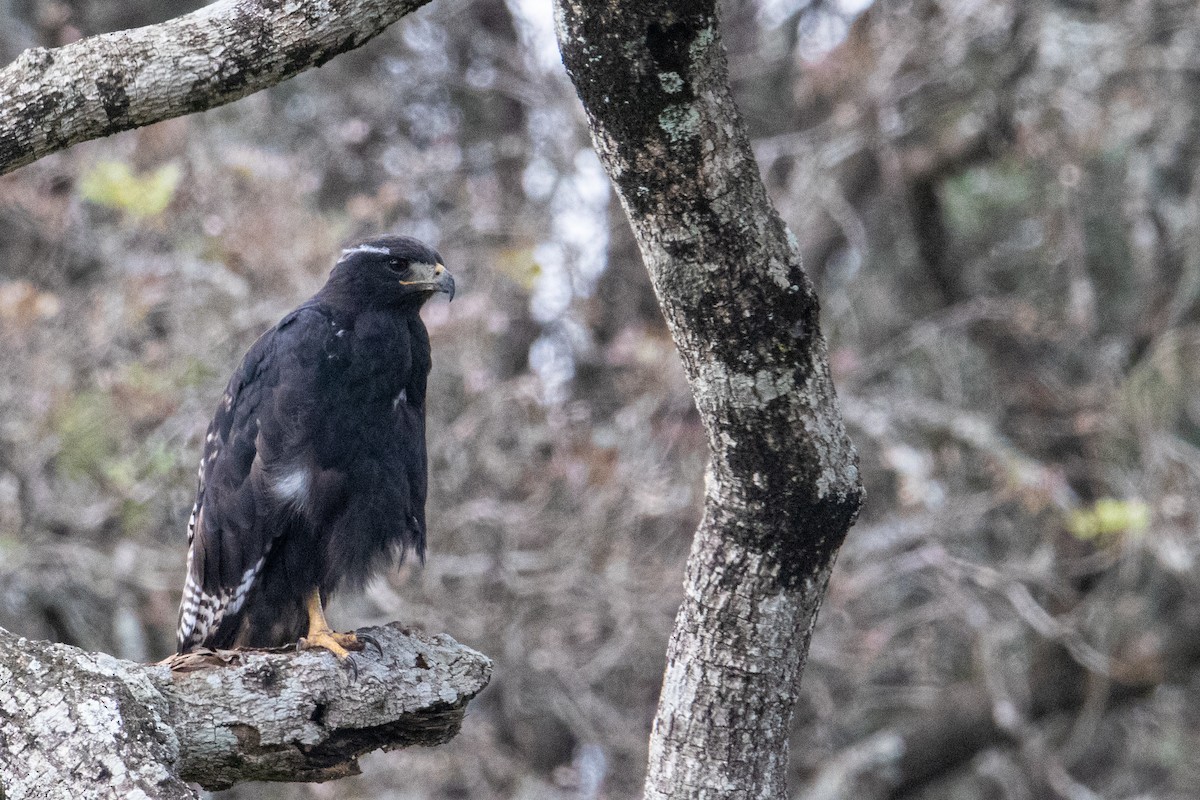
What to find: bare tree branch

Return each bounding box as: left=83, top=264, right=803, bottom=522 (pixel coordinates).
left=554, top=4, right=864, bottom=798
left=0, top=0, right=431, bottom=177
left=0, top=623, right=491, bottom=798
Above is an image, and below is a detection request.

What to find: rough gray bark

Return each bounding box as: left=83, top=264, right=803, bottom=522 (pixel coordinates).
left=0, top=623, right=491, bottom=798
left=0, top=0, right=430, bottom=177
left=553, top=4, right=864, bottom=799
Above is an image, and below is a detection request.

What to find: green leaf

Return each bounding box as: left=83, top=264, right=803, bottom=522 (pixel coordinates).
left=79, top=160, right=182, bottom=219
left=1066, top=498, right=1151, bottom=541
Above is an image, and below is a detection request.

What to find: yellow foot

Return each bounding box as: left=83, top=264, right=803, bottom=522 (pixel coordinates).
left=298, top=629, right=364, bottom=660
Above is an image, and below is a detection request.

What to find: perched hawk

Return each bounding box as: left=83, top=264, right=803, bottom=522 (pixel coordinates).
left=176, top=235, right=454, bottom=660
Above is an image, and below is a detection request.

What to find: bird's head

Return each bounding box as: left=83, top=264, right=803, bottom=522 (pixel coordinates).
left=320, top=235, right=455, bottom=311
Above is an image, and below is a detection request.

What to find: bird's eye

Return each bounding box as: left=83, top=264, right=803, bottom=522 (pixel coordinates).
left=387, top=258, right=404, bottom=273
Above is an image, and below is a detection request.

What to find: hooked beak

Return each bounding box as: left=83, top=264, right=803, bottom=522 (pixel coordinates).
left=435, top=264, right=455, bottom=301
left=402, top=262, right=455, bottom=301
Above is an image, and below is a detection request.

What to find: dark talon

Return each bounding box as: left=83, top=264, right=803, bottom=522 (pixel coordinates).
left=346, top=653, right=360, bottom=681
left=359, top=632, right=383, bottom=658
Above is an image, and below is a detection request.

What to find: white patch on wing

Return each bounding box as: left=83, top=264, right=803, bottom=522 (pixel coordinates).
left=273, top=467, right=310, bottom=509
left=392, top=387, right=407, bottom=409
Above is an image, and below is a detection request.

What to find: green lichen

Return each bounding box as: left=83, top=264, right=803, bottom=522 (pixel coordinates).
left=658, top=71, right=684, bottom=93
left=688, top=24, right=715, bottom=63
left=79, top=160, right=181, bottom=220
left=658, top=104, right=701, bottom=144
left=1066, top=498, right=1150, bottom=542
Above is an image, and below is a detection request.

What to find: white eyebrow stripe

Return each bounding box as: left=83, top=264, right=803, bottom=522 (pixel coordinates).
left=341, top=244, right=391, bottom=257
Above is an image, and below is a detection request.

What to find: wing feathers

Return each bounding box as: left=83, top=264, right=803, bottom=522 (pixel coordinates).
left=176, top=308, right=334, bottom=652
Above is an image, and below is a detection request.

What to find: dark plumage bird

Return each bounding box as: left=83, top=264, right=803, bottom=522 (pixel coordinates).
left=176, top=235, right=454, bottom=660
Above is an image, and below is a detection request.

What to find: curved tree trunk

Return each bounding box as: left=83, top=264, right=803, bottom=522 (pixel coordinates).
left=553, top=4, right=864, bottom=798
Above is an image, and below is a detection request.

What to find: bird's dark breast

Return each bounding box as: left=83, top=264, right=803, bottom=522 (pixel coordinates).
left=241, top=310, right=431, bottom=646
left=311, top=311, right=431, bottom=590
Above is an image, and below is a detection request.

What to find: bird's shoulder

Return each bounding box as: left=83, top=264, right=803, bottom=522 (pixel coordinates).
left=237, top=301, right=347, bottom=385
left=199, top=303, right=337, bottom=467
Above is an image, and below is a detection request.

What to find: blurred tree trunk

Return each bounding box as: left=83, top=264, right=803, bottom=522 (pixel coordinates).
left=554, top=4, right=864, bottom=798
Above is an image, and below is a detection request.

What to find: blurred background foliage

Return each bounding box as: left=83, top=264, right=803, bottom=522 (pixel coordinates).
left=3, top=0, right=1200, bottom=798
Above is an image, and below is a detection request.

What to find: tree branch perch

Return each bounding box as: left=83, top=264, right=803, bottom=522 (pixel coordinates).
left=0, top=0, right=431, bottom=177
left=0, top=623, right=492, bottom=798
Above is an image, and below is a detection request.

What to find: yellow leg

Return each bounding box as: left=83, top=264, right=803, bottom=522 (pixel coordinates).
left=298, top=588, right=363, bottom=659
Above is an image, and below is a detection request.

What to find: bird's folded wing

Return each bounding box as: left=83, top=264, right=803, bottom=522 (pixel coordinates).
left=177, top=306, right=338, bottom=651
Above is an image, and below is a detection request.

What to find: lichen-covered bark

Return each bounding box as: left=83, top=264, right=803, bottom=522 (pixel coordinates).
left=553, top=3, right=864, bottom=798
left=0, top=623, right=491, bottom=798
left=0, top=0, right=430, bottom=177
left=0, top=630, right=188, bottom=799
